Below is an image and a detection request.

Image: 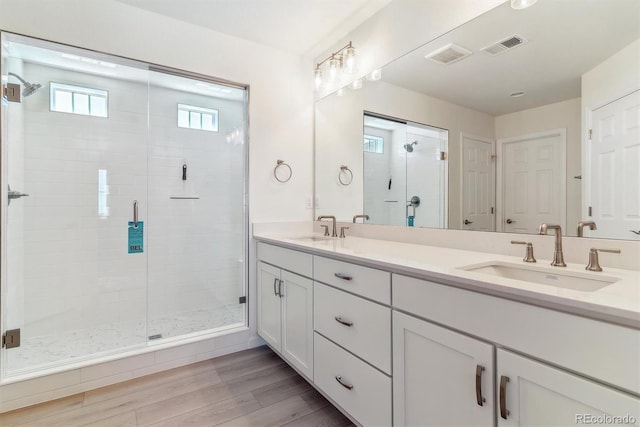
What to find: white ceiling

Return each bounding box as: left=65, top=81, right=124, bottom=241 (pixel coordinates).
left=380, top=0, right=640, bottom=116
left=113, top=0, right=392, bottom=56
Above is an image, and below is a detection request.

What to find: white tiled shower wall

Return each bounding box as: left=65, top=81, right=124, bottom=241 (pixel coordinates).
left=8, top=61, right=245, bottom=350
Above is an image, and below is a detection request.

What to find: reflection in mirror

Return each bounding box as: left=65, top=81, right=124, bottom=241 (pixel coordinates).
left=363, top=113, right=447, bottom=228
left=314, top=0, right=640, bottom=240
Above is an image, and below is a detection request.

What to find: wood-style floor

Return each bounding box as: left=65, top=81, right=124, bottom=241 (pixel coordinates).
left=0, top=346, right=354, bottom=427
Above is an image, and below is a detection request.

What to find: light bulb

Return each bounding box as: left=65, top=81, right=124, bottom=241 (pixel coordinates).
left=314, top=68, right=324, bottom=90
left=511, top=0, right=537, bottom=9
left=366, top=68, right=382, bottom=81
left=349, top=79, right=362, bottom=90
left=343, top=46, right=357, bottom=74
left=328, top=56, right=341, bottom=82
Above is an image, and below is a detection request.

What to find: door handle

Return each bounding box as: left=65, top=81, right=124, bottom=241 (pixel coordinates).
left=133, top=200, right=139, bottom=227
left=7, top=185, right=29, bottom=205
left=506, top=218, right=515, bottom=224
left=499, top=375, right=510, bottom=419
left=475, top=365, right=485, bottom=406
left=464, top=219, right=473, bottom=225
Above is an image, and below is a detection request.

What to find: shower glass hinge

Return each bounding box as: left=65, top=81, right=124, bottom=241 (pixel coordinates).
left=2, top=329, right=21, bottom=348
left=3, top=83, right=21, bottom=103
left=239, top=296, right=247, bottom=304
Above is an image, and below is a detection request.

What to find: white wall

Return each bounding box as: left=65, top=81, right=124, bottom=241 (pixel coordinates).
left=495, top=98, right=582, bottom=235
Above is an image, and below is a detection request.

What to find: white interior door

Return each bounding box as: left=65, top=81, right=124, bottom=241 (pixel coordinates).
left=588, top=90, right=640, bottom=240
left=461, top=134, right=495, bottom=231
left=498, top=129, right=566, bottom=234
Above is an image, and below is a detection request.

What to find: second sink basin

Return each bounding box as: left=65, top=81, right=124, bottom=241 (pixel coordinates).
left=458, top=261, right=618, bottom=292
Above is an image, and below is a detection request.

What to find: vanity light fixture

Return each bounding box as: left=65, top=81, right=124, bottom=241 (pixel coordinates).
left=314, top=41, right=357, bottom=90
left=366, top=68, right=382, bottom=81
left=511, top=0, right=538, bottom=10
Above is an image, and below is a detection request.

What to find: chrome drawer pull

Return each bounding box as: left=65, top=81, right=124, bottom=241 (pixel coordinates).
left=334, top=316, right=353, bottom=327
left=334, top=273, right=353, bottom=281
left=335, top=375, right=354, bottom=390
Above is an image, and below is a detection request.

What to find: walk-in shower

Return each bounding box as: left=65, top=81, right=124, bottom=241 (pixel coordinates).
left=1, top=33, right=248, bottom=379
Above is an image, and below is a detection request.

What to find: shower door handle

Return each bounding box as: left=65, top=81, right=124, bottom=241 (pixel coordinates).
left=133, top=200, right=139, bottom=227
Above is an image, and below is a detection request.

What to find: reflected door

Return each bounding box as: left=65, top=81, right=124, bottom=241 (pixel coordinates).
left=499, top=130, right=566, bottom=234
left=1, top=35, right=149, bottom=376
left=462, top=134, right=495, bottom=231
left=589, top=90, right=640, bottom=240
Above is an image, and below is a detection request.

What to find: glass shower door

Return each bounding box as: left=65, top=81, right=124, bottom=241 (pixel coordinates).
left=1, top=33, right=150, bottom=377
left=145, top=70, right=247, bottom=340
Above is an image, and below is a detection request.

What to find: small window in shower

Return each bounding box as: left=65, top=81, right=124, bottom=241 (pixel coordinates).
left=177, top=104, right=219, bottom=132
left=50, top=82, right=108, bottom=117
left=364, top=135, right=384, bottom=154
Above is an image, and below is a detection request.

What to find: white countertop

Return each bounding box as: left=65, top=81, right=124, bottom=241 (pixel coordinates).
left=254, top=231, right=640, bottom=329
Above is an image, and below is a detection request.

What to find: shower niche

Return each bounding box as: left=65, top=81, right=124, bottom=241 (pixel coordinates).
left=0, top=33, right=248, bottom=379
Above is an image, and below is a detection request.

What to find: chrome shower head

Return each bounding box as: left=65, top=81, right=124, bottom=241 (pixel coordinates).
left=403, top=141, right=418, bottom=152
left=8, top=72, right=42, bottom=98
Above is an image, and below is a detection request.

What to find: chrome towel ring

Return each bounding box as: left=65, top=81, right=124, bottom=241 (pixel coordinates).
left=339, top=165, right=353, bottom=186
left=274, top=160, right=292, bottom=183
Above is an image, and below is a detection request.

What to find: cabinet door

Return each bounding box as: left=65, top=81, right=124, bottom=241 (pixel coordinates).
left=257, top=262, right=282, bottom=352
left=393, top=311, right=494, bottom=426
left=497, top=349, right=640, bottom=426
left=281, top=270, right=314, bottom=380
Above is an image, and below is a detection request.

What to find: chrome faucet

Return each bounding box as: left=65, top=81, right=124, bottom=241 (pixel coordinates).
left=353, top=214, right=370, bottom=223
left=538, top=224, right=566, bottom=267
left=577, top=220, right=597, bottom=237
left=317, top=215, right=337, bottom=237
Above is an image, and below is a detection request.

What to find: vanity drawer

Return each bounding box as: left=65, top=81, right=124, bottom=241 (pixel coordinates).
left=313, top=256, right=390, bottom=304
left=314, top=333, right=391, bottom=427
left=257, top=242, right=312, bottom=277
left=314, top=282, right=391, bottom=374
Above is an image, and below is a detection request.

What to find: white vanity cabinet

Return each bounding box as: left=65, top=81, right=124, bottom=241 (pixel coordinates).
left=256, top=243, right=314, bottom=380
left=497, top=349, right=640, bottom=426
left=393, top=311, right=494, bottom=426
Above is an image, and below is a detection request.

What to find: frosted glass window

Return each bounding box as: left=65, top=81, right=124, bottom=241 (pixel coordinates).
left=50, top=82, right=108, bottom=117
left=177, top=103, right=219, bottom=132
left=73, top=93, right=89, bottom=115
left=364, top=135, right=384, bottom=153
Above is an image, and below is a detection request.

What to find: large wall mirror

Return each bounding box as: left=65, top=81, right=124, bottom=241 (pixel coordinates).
left=315, top=0, right=639, bottom=240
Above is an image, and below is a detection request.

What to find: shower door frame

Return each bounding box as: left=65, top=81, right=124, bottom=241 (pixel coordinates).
left=0, top=31, right=251, bottom=380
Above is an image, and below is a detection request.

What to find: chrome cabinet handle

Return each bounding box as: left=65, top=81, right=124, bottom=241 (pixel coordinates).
left=273, top=278, right=279, bottom=296
left=133, top=200, right=139, bottom=227
left=334, top=316, right=353, bottom=327
left=278, top=279, right=284, bottom=298
left=334, top=273, right=353, bottom=281
left=335, top=375, right=353, bottom=390
left=475, top=365, right=485, bottom=406
left=499, top=375, right=510, bottom=419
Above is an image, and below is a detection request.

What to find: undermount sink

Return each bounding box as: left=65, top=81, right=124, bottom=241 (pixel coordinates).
left=457, top=261, right=619, bottom=292
left=290, top=236, right=334, bottom=242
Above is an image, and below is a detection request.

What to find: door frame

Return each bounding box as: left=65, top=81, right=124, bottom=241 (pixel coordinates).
left=459, top=132, right=495, bottom=231
left=496, top=128, right=566, bottom=233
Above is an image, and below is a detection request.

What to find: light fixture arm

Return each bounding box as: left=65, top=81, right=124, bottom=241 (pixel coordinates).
left=315, top=41, right=354, bottom=70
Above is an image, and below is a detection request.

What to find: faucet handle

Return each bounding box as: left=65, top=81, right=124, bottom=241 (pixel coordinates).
left=320, top=225, right=330, bottom=236
left=586, top=248, right=621, bottom=272
left=340, top=226, right=349, bottom=238
left=511, top=241, right=536, bottom=263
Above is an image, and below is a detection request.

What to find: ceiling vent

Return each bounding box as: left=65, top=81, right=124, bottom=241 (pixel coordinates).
left=481, top=34, right=528, bottom=56
left=424, top=43, right=472, bottom=65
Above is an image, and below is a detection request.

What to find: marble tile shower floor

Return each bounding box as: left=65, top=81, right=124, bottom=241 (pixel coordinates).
left=4, top=305, right=244, bottom=376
